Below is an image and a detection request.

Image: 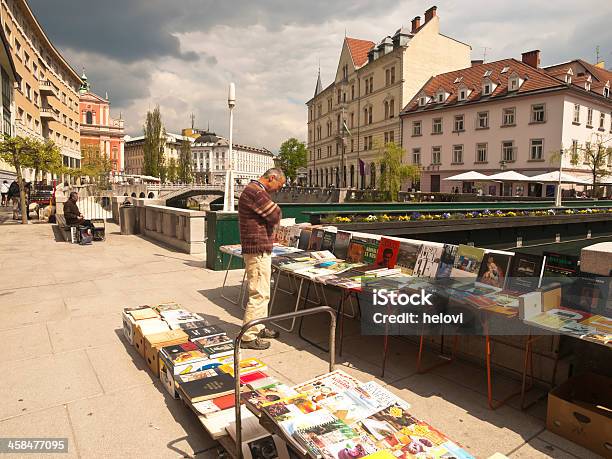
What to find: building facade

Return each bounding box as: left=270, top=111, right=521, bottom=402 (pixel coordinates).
left=191, top=131, right=274, bottom=185
left=401, top=51, right=612, bottom=195
left=306, top=6, right=471, bottom=189
left=79, top=72, right=125, bottom=176
left=1, top=0, right=82, bottom=182
left=124, top=132, right=194, bottom=177
left=0, top=25, right=18, bottom=181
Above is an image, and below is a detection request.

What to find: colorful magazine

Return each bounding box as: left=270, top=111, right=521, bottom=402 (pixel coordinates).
left=374, top=237, right=400, bottom=269
left=451, top=245, right=485, bottom=278
left=436, top=244, right=458, bottom=279
left=476, top=251, right=513, bottom=290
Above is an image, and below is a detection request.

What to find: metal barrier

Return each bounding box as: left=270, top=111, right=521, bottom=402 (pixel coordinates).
left=78, top=194, right=113, bottom=220
left=232, top=306, right=337, bottom=459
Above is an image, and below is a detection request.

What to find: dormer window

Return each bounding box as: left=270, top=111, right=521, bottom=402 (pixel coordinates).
left=585, top=82, right=591, bottom=91
left=418, top=96, right=428, bottom=107
left=453, top=76, right=463, bottom=84
left=604, top=87, right=610, bottom=98
left=509, top=77, right=519, bottom=91
left=483, top=70, right=492, bottom=78
left=457, top=87, right=470, bottom=102
left=436, top=90, right=447, bottom=103
left=483, top=83, right=492, bottom=95
left=565, top=74, right=572, bottom=84
left=501, top=67, right=509, bottom=74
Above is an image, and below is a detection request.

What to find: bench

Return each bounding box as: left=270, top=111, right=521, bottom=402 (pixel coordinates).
left=55, top=214, right=77, bottom=242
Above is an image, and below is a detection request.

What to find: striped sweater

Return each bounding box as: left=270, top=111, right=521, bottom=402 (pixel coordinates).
left=238, top=180, right=282, bottom=254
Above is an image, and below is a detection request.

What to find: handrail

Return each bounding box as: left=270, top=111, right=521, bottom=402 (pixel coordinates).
left=233, top=306, right=337, bottom=458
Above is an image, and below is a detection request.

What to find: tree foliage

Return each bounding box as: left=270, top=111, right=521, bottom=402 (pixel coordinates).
left=143, top=106, right=164, bottom=178
left=80, top=144, right=112, bottom=187
left=167, top=157, right=178, bottom=183
left=0, top=135, right=61, bottom=223
left=568, top=134, right=612, bottom=197
left=378, top=142, right=420, bottom=201
left=277, top=138, right=307, bottom=181
left=178, top=139, right=193, bottom=184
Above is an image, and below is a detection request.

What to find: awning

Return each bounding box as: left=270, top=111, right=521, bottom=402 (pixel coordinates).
left=443, top=171, right=490, bottom=181
left=528, top=171, right=591, bottom=184
left=486, top=171, right=531, bottom=181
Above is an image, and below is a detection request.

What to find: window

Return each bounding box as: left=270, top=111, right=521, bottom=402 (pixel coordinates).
left=388, top=130, right=394, bottom=144
left=509, top=77, right=519, bottom=91
left=573, top=104, right=580, bottom=123
left=432, top=146, right=441, bottom=165
left=390, top=67, right=395, bottom=84
left=337, top=89, right=341, bottom=104
left=482, top=83, right=492, bottom=95
left=502, top=141, right=515, bottom=161
left=600, top=112, right=606, bottom=130
left=25, top=83, right=31, bottom=100
left=477, top=111, right=489, bottom=129
left=476, top=143, right=487, bottom=162
left=350, top=112, right=354, bottom=128
left=385, top=69, right=390, bottom=86
left=587, top=107, right=593, bottom=127
left=389, top=99, right=394, bottom=118
left=452, top=145, right=463, bottom=164
left=565, top=73, right=572, bottom=84
left=530, top=139, right=543, bottom=160
left=419, top=96, right=427, bottom=107
left=412, top=121, right=422, bottom=136
left=24, top=52, right=29, bottom=68
left=453, top=114, right=464, bottom=132
left=458, top=89, right=468, bottom=101
left=432, top=118, right=442, bottom=134
left=531, top=104, right=546, bottom=123
left=603, top=87, right=609, bottom=98
left=502, top=107, right=515, bottom=126
left=351, top=85, right=355, bottom=100
left=412, top=148, right=421, bottom=165
left=15, top=40, right=21, bottom=57
left=369, top=77, right=373, bottom=93
left=384, top=101, right=389, bottom=120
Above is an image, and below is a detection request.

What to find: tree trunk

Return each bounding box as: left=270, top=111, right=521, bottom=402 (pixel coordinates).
left=16, top=169, right=27, bottom=225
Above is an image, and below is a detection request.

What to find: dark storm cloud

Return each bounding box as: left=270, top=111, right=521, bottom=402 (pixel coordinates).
left=27, top=0, right=388, bottom=62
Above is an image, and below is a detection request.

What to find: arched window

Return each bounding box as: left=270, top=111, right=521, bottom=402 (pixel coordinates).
left=85, top=111, right=93, bottom=124
left=370, top=162, right=376, bottom=188
left=384, top=101, right=389, bottom=119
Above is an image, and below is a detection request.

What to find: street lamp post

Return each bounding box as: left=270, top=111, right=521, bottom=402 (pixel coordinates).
left=224, top=83, right=236, bottom=212
left=555, top=148, right=564, bottom=207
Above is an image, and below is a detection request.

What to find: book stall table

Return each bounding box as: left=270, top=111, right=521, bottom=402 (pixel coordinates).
left=219, top=245, right=248, bottom=307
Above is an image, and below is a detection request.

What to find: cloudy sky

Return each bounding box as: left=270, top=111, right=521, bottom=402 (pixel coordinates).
left=29, top=0, right=611, bottom=152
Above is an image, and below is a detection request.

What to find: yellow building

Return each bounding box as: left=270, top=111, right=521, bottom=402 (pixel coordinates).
left=306, top=6, right=471, bottom=188
left=0, top=0, right=82, bottom=182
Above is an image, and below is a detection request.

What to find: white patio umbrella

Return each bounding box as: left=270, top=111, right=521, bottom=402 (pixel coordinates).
left=486, top=171, right=531, bottom=181
left=528, top=171, right=591, bottom=184
left=443, top=171, right=490, bottom=181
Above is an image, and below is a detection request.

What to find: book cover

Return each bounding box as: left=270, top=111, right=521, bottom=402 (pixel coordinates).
left=309, top=228, right=325, bottom=251
left=320, top=230, right=337, bottom=253
left=194, top=333, right=232, bottom=348
left=220, top=358, right=267, bottom=376
left=161, top=342, right=207, bottom=364
left=293, top=412, right=358, bottom=457
left=191, top=324, right=225, bottom=337
left=288, top=225, right=305, bottom=248
left=357, top=381, right=410, bottom=411
left=452, top=245, right=485, bottom=278
left=179, top=372, right=235, bottom=402
left=346, top=239, right=366, bottom=263
left=294, top=370, right=360, bottom=403
left=154, top=302, right=182, bottom=312
left=212, top=393, right=237, bottom=410
left=435, top=244, right=458, bottom=279
left=239, top=370, right=268, bottom=385
left=506, top=252, right=546, bottom=292
left=176, top=368, right=221, bottom=383
left=191, top=399, right=221, bottom=417
left=263, top=393, right=320, bottom=422
left=128, top=307, right=158, bottom=321
left=241, top=383, right=299, bottom=411
left=298, top=228, right=313, bottom=251
left=395, top=241, right=422, bottom=275
left=476, top=251, right=513, bottom=289
left=333, top=231, right=352, bottom=260
left=316, top=389, right=381, bottom=426
left=413, top=244, right=443, bottom=278
left=311, top=250, right=336, bottom=261
left=160, top=309, right=204, bottom=324
left=203, top=342, right=234, bottom=358
left=374, top=237, right=400, bottom=269
left=362, top=240, right=379, bottom=264
left=323, top=434, right=378, bottom=459
left=173, top=320, right=211, bottom=331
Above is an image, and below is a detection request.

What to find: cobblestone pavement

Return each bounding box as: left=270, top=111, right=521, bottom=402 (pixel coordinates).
left=0, top=217, right=600, bottom=458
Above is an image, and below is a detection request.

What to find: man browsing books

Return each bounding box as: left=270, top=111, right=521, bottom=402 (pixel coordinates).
left=238, top=168, right=286, bottom=350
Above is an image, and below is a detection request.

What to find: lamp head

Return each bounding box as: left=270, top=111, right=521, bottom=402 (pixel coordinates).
left=228, top=82, right=236, bottom=108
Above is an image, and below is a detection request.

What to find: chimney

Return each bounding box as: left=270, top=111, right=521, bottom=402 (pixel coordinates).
left=521, top=50, right=541, bottom=68
left=471, top=59, right=484, bottom=67
left=424, top=6, right=437, bottom=23
left=411, top=16, right=421, bottom=33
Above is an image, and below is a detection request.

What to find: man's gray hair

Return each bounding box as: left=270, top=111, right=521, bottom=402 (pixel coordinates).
left=262, top=168, right=286, bottom=180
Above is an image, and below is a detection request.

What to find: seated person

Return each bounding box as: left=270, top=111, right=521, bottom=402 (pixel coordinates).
left=63, top=192, right=94, bottom=229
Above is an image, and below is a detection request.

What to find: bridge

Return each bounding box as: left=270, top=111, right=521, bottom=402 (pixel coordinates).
left=149, top=184, right=246, bottom=208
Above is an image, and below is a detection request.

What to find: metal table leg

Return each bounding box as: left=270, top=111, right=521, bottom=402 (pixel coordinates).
left=221, top=254, right=246, bottom=306
left=271, top=276, right=304, bottom=332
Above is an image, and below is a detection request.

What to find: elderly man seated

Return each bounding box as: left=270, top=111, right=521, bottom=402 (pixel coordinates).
left=63, top=192, right=94, bottom=230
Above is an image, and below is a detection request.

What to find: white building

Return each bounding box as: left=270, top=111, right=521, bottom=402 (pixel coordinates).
left=400, top=51, right=612, bottom=195
left=191, top=131, right=274, bottom=185
left=124, top=132, right=194, bottom=176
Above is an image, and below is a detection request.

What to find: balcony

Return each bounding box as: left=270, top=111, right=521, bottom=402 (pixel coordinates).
left=39, top=80, right=58, bottom=98
left=40, top=107, right=59, bottom=122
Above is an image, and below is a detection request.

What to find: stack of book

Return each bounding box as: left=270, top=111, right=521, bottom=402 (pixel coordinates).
left=250, top=370, right=474, bottom=459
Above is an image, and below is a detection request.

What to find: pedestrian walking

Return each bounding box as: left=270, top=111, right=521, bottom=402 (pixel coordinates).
left=237, top=168, right=286, bottom=350
left=0, top=180, right=8, bottom=206
left=7, top=180, right=20, bottom=219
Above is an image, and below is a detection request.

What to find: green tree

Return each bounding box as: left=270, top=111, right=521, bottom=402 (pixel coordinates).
left=178, top=139, right=193, bottom=183
left=143, top=106, right=164, bottom=178
left=167, top=157, right=178, bottom=183
left=159, top=154, right=167, bottom=183
left=277, top=138, right=307, bottom=182
left=378, top=142, right=420, bottom=201
left=568, top=134, right=612, bottom=197
left=0, top=135, right=61, bottom=224
left=80, top=144, right=112, bottom=188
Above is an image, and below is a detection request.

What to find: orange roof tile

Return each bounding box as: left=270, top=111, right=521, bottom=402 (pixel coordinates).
left=346, top=37, right=375, bottom=68
left=402, top=58, right=566, bottom=114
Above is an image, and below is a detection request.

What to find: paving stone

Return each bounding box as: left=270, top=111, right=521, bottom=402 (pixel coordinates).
left=0, top=323, right=53, bottom=362
left=46, top=313, right=123, bottom=353
left=0, top=298, right=69, bottom=331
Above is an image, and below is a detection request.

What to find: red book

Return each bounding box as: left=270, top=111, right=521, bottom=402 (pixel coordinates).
left=375, top=237, right=400, bottom=268
left=213, top=393, right=237, bottom=410
left=239, top=370, right=268, bottom=385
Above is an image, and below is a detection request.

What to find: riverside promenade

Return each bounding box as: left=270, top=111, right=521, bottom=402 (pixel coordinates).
left=0, top=214, right=599, bottom=458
